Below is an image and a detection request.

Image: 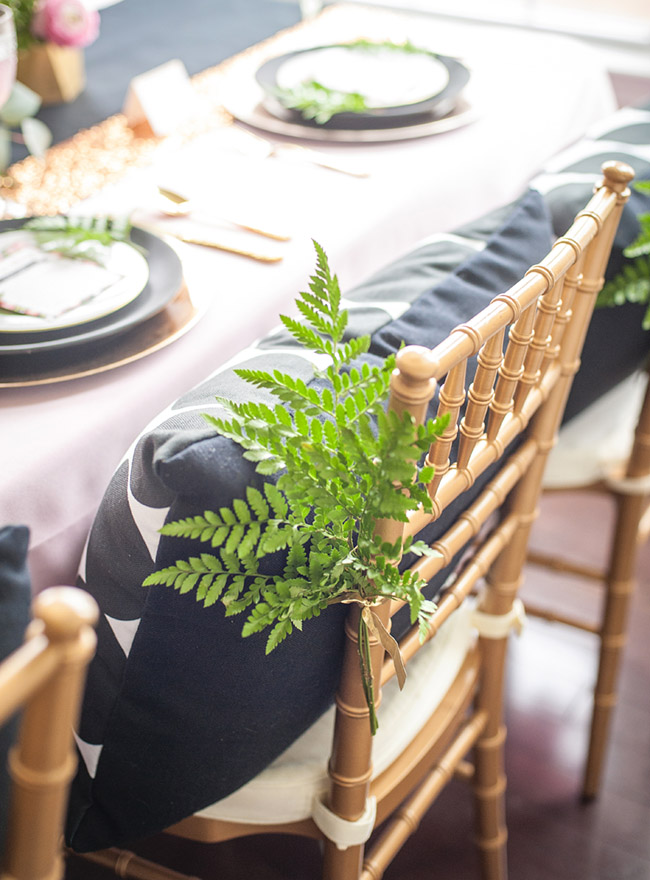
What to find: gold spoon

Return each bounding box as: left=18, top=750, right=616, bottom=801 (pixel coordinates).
left=138, top=220, right=285, bottom=262
left=157, top=187, right=292, bottom=241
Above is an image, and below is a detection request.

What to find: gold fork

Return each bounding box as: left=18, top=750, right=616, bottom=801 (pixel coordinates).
left=157, top=187, right=292, bottom=241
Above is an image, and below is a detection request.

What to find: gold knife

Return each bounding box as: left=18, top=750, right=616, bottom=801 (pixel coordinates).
left=157, top=187, right=292, bottom=241
left=170, top=232, right=284, bottom=262
left=141, top=224, right=284, bottom=263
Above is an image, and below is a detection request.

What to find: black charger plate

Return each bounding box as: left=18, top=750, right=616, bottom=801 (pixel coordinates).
left=255, top=44, right=470, bottom=130
left=0, top=224, right=183, bottom=356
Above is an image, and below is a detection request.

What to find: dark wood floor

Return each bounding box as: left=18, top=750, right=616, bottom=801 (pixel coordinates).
left=65, top=488, right=650, bottom=879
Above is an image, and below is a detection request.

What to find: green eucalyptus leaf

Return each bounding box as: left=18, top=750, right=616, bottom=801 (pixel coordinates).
left=20, top=116, right=52, bottom=157
left=0, top=81, right=41, bottom=127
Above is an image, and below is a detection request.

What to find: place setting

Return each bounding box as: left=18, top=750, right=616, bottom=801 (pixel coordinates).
left=0, top=214, right=190, bottom=387
left=0, top=171, right=303, bottom=386
left=220, top=36, right=477, bottom=144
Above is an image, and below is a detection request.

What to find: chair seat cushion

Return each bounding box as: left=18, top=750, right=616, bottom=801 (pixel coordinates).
left=544, top=371, right=648, bottom=489
left=67, top=189, right=553, bottom=852
left=197, top=602, right=474, bottom=825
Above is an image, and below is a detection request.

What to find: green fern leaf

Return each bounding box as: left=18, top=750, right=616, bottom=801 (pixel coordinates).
left=280, top=316, right=329, bottom=354
left=264, top=483, right=288, bottom=518
left=204, top=574, right=229, bottom=607
left=246, top=486, right=269, bottom=520
left=265, top=618, right=293, bottom=653
left=237, top=521, right=261, bottom=559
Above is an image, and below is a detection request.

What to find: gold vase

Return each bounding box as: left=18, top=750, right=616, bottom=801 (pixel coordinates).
left=16, top=43, right=85, bottom=105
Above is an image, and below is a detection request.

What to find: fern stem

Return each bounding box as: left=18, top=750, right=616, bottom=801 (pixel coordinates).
left=358, top=613, right=378, bottom=735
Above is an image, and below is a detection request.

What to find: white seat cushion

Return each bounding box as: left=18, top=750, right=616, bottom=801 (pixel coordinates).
left=195, top=601, right=476, bottom=825
left=544, top=371, right=648, bottom=490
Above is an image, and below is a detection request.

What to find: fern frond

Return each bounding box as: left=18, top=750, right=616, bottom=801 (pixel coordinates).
left=280, top=316, right=333, bottom=356
left=598, top=255, right=650, bottom=310
left=143, top=241, right=452, bottom=732
left=624, top=218, right=650, bottom=258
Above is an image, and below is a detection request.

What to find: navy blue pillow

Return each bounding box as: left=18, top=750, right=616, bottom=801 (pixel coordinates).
left=0, top=525, right=32, bottom=858
left=530, top=109, right=650, bottom=422
left=66, top=189, right=553, bottom=852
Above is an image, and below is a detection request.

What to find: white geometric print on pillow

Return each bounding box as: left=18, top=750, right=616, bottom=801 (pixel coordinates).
left=104, top=614, right=141, bottom=658
left=73, top=733, right=103, bottom=780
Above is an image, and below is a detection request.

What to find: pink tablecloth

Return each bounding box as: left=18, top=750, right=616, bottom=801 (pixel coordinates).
left=0, top=7, right=617, bottom=590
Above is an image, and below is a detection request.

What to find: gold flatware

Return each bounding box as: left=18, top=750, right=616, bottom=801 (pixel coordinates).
left=234, top=128, right=370, bottom=178
left=157, top=187, right=292, bottom=242
left=170, top=232, right=283, bottom=262
left=141, top=223, right=284, bottom=263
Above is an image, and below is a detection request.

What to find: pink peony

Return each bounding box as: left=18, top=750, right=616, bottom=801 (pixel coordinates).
left=31, top=0, right=100, bottom=49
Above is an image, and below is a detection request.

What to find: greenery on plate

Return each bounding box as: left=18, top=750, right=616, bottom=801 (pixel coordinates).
left=24, top=214, right=140, bottom=264
left=273, top=39, right=432, bottom=124
left=274, top=79, right=368, bottom=124
left=350, top=38, right=427, bottom=55
left=144, top=242, right=447, bottom=732
left=597, top=181, right=650, bottom=328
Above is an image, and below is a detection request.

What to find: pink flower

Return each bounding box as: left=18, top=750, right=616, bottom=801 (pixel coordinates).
left=31, top=0, right=100, bottom=49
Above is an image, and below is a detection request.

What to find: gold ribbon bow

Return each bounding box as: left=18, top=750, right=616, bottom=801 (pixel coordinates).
left=360, top=604, right=407, bottom=690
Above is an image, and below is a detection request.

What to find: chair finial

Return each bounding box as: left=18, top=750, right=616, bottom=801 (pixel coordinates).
left=601, top=160, right=635, bottom=192
left=32, top=587, right=99, bottom=642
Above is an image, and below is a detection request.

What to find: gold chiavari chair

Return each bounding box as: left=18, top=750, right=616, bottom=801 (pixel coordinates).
left=80, top=161, right=632, bottom=880
left=526, top=367, right=650, bottom=799
left=0, top=588, right=97, bottom=880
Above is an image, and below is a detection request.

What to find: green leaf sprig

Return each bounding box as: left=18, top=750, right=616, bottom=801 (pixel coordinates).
left=274, top=79, right=367, bottom=125
left=0, top=81, right=52, bottom=173
left=145, top=241, right=447, bottom=732
left=24, top=214, right=141, bottom=265
left=348, top=38, right=425, bottom=54
left=273, top=39, right=432, bottom=124
left=597, top=181, right=650, bottom=329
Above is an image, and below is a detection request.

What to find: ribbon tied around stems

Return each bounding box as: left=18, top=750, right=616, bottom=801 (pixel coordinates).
left=342, top=596, right=407, bottom=735
left=360, top=604, right=407, bottom=690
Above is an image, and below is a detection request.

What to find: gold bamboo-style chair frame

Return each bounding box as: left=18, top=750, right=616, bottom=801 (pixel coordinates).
left=527, top=366, right=650, bottom=799
left=76, top=161, right=633, bottom=880
left=0, top=587, right=98, bottom=880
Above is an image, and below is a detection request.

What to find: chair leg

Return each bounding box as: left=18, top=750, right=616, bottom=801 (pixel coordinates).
left=473, top=636, right=508, bottom=880
left=322, top=840, right=363, bottom=880
left=583, top=489, right=645, bottom=799
left=472, top=482, right=542, bottom=880
left=584, top=375, right=650, bottom=799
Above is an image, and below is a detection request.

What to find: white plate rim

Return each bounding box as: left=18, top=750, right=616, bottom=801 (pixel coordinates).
left=0, top=230, right=150, bottom=334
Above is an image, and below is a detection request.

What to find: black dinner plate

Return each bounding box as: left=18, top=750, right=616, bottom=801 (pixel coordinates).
left=255, top=44, right=470, bottom=130
left=0, top=224, right=183, bottom=357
